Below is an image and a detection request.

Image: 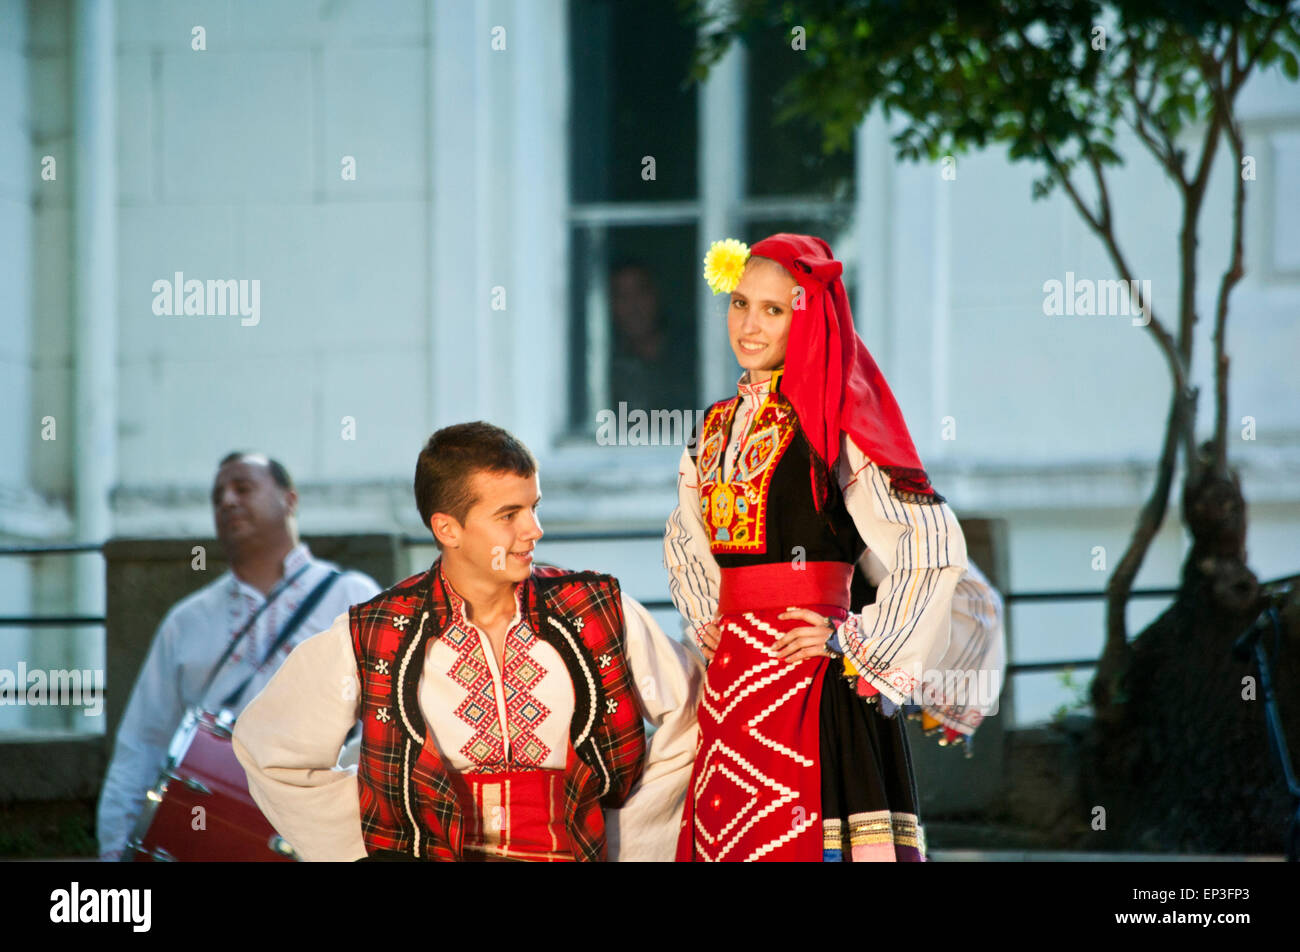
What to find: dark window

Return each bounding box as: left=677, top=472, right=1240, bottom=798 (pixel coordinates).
left=568, top=223, right=698, bottom=430
left=745, top=28, right=855, bottom=200
left=569, top=0, right=698, bottom=203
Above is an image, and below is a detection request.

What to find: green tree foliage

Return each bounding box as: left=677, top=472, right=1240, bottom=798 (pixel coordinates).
left=684, top=0, right=1300, bottom=724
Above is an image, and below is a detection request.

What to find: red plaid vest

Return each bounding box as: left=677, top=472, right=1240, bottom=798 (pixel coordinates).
left=348, top=561, right=646, bottom=861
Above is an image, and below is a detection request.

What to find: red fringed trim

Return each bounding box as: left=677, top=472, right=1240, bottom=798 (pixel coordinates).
left=879, top=465, right=946, bottom=504
left=808, top=449, right=836, bottom=516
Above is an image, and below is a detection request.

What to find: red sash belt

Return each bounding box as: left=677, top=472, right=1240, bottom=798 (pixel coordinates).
left=453, top=768, right=574, bottom=862
left=718, top=561, right=853, bottom=616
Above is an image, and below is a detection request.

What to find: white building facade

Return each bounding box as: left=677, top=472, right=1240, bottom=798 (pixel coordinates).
left=2, top=0, right=1298, bottom=731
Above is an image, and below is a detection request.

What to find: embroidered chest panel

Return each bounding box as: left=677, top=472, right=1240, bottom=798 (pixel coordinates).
left=696, top=396, right=798, bottom=553
left=349, top=568, right=649, bottom=859
left=439, top=618, right=555, bottom=770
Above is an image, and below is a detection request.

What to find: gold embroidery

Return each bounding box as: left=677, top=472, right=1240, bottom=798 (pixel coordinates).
left=821, top=811, right=928, bottom=855
left=845, top=811, right=924, bottom=848
left=696, top=394, right=798, bottom=554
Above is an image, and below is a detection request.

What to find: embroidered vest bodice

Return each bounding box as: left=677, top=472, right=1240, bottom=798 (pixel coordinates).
left=695, top=370, right=863, bottom=569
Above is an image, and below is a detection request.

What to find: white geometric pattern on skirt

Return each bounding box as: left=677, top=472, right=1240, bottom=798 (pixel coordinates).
left=693, top=612, right=822, bottom=861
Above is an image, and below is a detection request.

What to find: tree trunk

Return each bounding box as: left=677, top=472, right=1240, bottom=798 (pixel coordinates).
left=1092, top=387, right=1195, bottom=727
left=1082, top=455, right=1295, bottom=853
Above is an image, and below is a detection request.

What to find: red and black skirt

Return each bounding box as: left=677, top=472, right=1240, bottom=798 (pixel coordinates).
left=675, top=562, right=927, bottom=862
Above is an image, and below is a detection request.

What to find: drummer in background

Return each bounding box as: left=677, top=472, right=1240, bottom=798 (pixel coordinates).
left=96, top=452, right=381, bottom=861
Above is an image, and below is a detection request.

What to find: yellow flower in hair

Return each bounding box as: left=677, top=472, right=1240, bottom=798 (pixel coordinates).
left=702, top=238, right=750, bottom=295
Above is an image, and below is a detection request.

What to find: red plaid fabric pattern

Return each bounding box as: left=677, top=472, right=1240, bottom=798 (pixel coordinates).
left=349, top=561, right=646, bottom=861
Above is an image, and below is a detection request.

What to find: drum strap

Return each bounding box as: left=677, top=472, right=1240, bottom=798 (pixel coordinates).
left=198, top=562, right=312, bottom=704
left=216, top=570, right=342, bottom=710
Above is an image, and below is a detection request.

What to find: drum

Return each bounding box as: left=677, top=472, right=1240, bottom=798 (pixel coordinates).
left=125, top=707, right=299, bottom=862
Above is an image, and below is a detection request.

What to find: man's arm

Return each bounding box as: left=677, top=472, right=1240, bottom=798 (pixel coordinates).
left=231, top=612, right=367, bottom=862
left=604, top=593, right=703, bottom=861
left=96, top=612, right=187, bottom=860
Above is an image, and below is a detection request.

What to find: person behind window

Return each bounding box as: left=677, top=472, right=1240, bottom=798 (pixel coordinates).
left=608, top=261, right=694, bottom=415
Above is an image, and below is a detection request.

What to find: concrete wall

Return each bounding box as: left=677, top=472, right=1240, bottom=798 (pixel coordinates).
left=0, top=532, right=402, bottom=818
left=101, top=533, right=403, bottom=743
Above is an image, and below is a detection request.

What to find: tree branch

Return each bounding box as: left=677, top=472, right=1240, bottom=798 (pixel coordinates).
left=1042, top=143, right=1189, bottom=398
left=1121, top=34, right=1189, bottom=189
left=1123, top=84, right=1186, bottom=186
left=1231, top=6, right=1291, bottom=96
left=1170, top=73, right=1223, bottom=431
left=1095, top=385, right=1194, bottom=722
left=1195, top=31, right=1249, bottom=473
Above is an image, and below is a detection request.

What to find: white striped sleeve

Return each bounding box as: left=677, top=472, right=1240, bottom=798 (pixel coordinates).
left=663, top=444, right=719, bottom=648
left=835, top=434, right=968, bottom=707
left=925, top=558, right=1006, bottom=734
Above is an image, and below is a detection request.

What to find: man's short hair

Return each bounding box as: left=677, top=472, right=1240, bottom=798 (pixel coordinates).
left=217, top=451, right=294, bottom=492
left=414, top=422, right=538, bottom=545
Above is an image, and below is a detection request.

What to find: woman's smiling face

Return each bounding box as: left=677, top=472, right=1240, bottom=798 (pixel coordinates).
left=727, top=258, right=797, bottom=380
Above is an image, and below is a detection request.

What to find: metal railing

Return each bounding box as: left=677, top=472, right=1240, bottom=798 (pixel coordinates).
left=2, top=539, right=1295, bottom=682
left=0, top=542, right=108, bottom=627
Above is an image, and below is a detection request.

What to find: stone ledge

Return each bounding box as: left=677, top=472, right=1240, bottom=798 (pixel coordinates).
left=0, top=734, right=106, bottom=803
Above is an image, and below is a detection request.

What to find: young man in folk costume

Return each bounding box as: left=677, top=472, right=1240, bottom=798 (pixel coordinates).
left=234, top=422, right=702, bottom=861
left=666, top=234, right=1005, bottom=862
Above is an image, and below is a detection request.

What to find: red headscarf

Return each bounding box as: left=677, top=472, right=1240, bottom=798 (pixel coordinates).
left=747, top=233, right=942, bottom=505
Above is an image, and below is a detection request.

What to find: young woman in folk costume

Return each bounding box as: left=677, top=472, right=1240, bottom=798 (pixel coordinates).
left=665, top=233, right=1004, bottom=862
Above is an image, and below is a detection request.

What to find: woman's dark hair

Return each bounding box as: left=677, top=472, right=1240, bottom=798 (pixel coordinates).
left=414, top=422, right=538, bottom=545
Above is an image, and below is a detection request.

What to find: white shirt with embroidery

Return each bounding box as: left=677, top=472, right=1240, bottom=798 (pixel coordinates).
left=96, top=542, right=382, bottom=860
left=231, top=579, right=703, bottom=862
left=722, top=373, right=772, bottom=479
left=424, top=579, right=573, bottom=771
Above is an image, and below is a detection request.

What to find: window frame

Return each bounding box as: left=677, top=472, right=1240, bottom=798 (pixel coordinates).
left=561, top=30, right=857, bottom=453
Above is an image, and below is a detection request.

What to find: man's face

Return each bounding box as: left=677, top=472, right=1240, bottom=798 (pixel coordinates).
left=212, top=456, right=295, bottom=550
left=440, top=469, right=543, bottom=586
left=610, top=266, right=659, bottom=339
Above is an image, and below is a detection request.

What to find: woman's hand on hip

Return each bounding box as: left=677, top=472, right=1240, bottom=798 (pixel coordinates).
left=775, top=607, right=837, bottom=663
left=697, top=619, right=722, bottom=662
